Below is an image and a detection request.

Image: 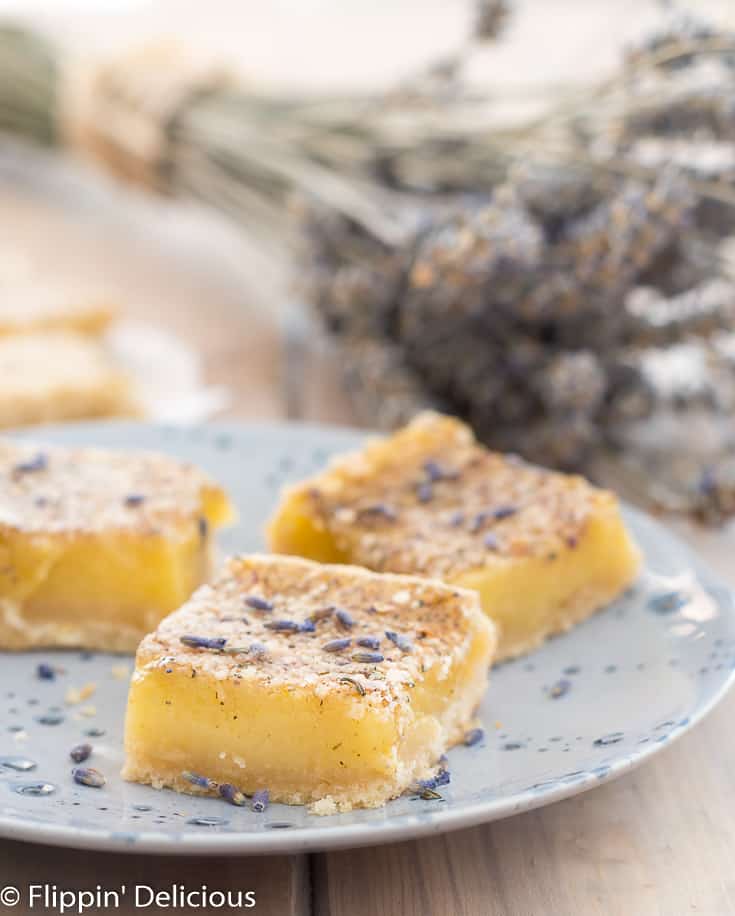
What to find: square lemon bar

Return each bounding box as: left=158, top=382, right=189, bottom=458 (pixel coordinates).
left=0, top=330, right=137, bottom=427
left=0, top=293, right=117, bottom=337
left=123, top=554, right=495, bottom=813
left=0, top=440, right=233, bottom=651
left=268, top=412, right=641, bottom=661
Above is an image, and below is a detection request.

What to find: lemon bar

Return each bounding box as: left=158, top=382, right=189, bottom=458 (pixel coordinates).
left=123, top=554, right=495, bottom=813
left=0, top=330, right=137, bottom=427
left=0, top=293, right=117, bottom=337
left=0, top=441, right=233, bottom=651
left=268, top=412, right=641, bottom=661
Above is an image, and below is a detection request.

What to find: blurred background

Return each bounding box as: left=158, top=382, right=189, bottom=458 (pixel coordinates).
left=1, top=0, right=735, bottom=533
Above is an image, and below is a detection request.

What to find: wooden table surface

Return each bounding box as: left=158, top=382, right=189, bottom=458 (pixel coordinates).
left=1, top=164, right=735, bottom=916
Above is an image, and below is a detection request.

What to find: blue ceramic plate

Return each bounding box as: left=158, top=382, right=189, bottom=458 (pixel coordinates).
left=0, top=422, right=733, bottom=855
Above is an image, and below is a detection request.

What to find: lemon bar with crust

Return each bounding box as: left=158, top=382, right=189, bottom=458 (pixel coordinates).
left=268, top=412, right=641, bottom=662
left=0, top=441, right=233, bottom=651
left=0, top=330, right=138, bottom=427
left=0, top=293, right=117, bottom=337
left=122, top=553, right=495, bottom=813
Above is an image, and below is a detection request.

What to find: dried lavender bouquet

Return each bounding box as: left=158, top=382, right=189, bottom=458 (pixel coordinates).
left=301, top=11, right=735, bottom=524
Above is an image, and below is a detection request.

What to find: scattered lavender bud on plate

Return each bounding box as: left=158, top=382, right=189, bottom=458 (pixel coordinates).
left=464, top=728, right=484, bottom=747
left=219, top=783, right=247, bottom=806
left=70, top=743, right=92, bottom=764
left=73, top=767, right=105, bottom=788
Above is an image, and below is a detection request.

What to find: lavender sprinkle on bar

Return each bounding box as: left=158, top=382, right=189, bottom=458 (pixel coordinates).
left=356, top=636, right=381, bottom=650
left=299, top=620, right=316, bottom=633
left=183, top=771, right=216, bottom=789
left=36, top=663, right=56, bottom=681
left=464, top=728, right=485, bottom=747
left=264, top=620, right=302, bottom=632
left=70, top=743, right=92, bottom=764
left=73, top=767, right=105, bottom=788
left=423, top=460, right=444, bottom=482
left=352, top=652, right=385, bottom=664
left=323, top=638, right=351, bottom=653
left=417, top=482, right=433, bottom=503
left=385, top=631, right=413, bottom=653
left=124, top=493, right=145, bottom=507
left=335, top=608, right=355, bottom=630
left=484, top=533, right=499, bottom=550
left=14, top=452, right=48, bottom=474
left=360, top=503, right=396, bottom=521
left=492, top=505, right=518, bottom=520
left=251, top=789, right=270, bottom=812
left=180, top=635, right=228, bottom=650
left=338, top=676, right=366, bottom=696
left=219, top=783, right=247, bottom=806
left=245, top=595, right=274, bottom=612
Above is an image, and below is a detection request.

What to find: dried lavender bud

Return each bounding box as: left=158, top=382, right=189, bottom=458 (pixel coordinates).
left=124, top=493, right=145, bottom=507
left=73, top=767, right=105, bottom=788
left=183, top=771, right=216, bottom=789
left=435, top=766, right=451, bottom=787
left=351, top=652, right=385, bottom=664
left=464, top=728, right=485, bottom=747
left=335, top=608, right=355, bottom=629
left=338, top=676, right=366, bottom=696
left=14, top=452, right=47, bottom=474
left=299, top=619, right=316, bottom=633
left=359, top=503, right=397, bottom=522
left=245, top=595, right=274, bottom=612
left=219, top=783, right=247, bottom=806
left=264, top=620, right=302, bottom=632
left=385, top=631, right=413, bottom=653
left=70, top=743, right=92, bottom=763
left=36, top=663, right=56, bottom=681
left=251, top=789, right=270, bottom=812
left=549, top=678, right=572, bottom=699
left=323, top=638, right=352, bottom=653
left=356, top=636, right=381, bottom=650
left=180, top=635, right=227, bottom=650
left=416, top=481, right=434, bottom=503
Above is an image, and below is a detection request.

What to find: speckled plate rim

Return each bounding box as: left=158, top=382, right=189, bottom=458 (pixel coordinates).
left=0, top=420, right=733, bottom=856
